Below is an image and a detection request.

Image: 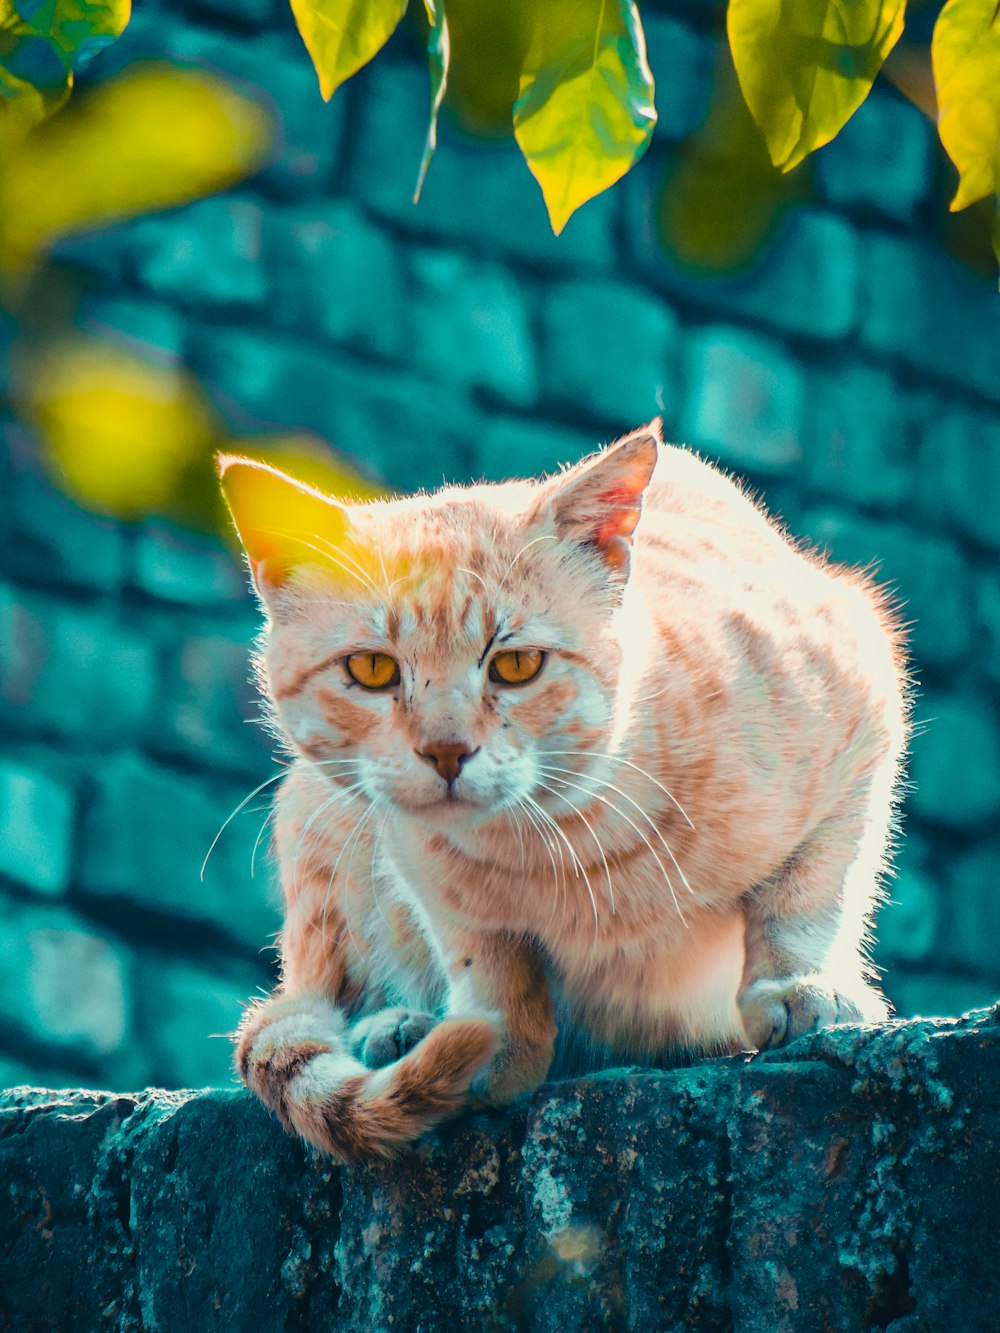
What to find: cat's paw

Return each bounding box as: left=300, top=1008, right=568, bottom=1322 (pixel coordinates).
left=738, top=977, right=867, bottom=1051
left=351, top=1008, right=437, bottom=1068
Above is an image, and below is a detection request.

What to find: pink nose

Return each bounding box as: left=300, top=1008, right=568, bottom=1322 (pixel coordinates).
left=416, top=742, right=480, bottom=784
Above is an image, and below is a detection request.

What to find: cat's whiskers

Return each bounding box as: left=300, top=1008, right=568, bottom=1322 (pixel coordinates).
left=540, top=768, right=689, bottom=928
left=536, top=749, right=695, bottom=830
left=456, top=565, right=490, bottom=594
left=514, top=795, right=569, bottom=933
left=291, top=779, right=366, bottom=904
left=201, top=765, right=292, bottom=880
left=533, top=779, right=616, bottom=918
left=250, top=807, right=274, bottom=878
left=524, top=792, right=600, bottom=936
left=267, top=526, right=390, bottom=608
left=542, top=764, right=693, bottom=898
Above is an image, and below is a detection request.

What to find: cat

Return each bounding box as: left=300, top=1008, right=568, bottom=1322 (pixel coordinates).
left=221, top=419, right=908, bottom=1161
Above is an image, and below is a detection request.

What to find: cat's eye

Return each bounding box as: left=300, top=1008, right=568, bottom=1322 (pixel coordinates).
left=489, top=649, right=545, bottom=687
left=345, top=652, right=400, bottom=690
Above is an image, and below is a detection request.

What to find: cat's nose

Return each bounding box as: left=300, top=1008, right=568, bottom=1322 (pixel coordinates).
left=416, top=742, right=480, bottom=784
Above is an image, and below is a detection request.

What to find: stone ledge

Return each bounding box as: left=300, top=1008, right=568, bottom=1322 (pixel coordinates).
left=2, top=1009, right=998, bottom=1332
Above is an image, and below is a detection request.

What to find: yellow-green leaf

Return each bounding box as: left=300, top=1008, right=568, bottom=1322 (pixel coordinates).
left=413, top=0, right=448, bottom=202
left=20, top=0, right=131, bottom=66
left=289, top=0, right=407, bottom=102
left=932, top=0, right=1000, bottom=212
left=0, top=63, right=270, bottom=282
left=727, top=0, right=907, bottom=173
left=513, top=0, right=656, bottom=236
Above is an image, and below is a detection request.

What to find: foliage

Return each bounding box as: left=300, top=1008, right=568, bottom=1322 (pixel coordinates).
left=0, top=0, right=129, bottom=128
left=0, top=0, right=997, bottom=258
left=512, top=0, right=656, bottom=235
left=726, top=0, right=906, bottom=173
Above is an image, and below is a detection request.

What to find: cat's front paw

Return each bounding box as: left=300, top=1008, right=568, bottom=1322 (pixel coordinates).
left=351, top=1008, right=437, bottom=1068
left=738, top=976, right=874, bottom=1051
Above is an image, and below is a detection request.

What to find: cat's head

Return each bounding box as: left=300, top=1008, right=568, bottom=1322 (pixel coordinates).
left=220, top=423, right=661, bottom=827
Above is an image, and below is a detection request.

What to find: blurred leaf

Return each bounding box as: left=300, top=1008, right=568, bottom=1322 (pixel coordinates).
left=659, top=48, right=810, bottom=271
left=514, top=0, right=656, bottom=235
left=289, top=0, right=406, bottom=102
left=0, top=63, right=270, bottom=284
left=22, top=339, right=219, bottom=519
left=413, top=0, right=448, bottom=202
left=21, top=338, right=388, bottom=531
left=728, top=0, right=907, bottom=172
left=932, top=0, right=1000, bottom=211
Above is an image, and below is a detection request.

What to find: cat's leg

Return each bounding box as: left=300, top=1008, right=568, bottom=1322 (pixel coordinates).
left=441, top=928, right=556, bottom=1103
left=234, top=869, right=496, bottom=1158
left=738, top=795, right=893, bottom=1051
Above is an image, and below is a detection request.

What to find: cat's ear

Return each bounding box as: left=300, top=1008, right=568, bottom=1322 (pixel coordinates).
left=217, top=454, right=354, bottom=603
left=533, top=420, right=661, bottom=576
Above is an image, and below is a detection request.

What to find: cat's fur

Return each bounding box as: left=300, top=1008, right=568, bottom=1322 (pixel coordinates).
left=222, top=421, right=908, bottom=1160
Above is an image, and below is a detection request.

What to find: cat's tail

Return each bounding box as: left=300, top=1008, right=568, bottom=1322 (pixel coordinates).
left=234, top=995, right=497, bottom=1160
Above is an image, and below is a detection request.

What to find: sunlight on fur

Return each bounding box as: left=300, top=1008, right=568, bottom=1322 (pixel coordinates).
left=218, top=420, right=909, bottom=1160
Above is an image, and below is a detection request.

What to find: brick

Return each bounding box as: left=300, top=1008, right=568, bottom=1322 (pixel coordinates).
left=0, top=1051, right=90, bottom=1089
left=804, top=363, right=915, bottom=511
left=919, top=405, right=1000, bottom=552
left=0, top=902, right=132, bottom=1062
left=2, top=426, right=128, bottom=593
left=540, top=280, right=679, bottom=427
left=134, top=954, right=270, bottom=1089
left=189, top=327, right=477, bottom=490
left=407, top=248, right=537, bottom=408
left=0, top=588, right=157, bottom=740
left=79, top=753, right=282, bottom=954
left=908, top=690, right=1000, bottom=828
left=0, top=764, right=74, bottom=895
left=860, top=233, right=1000, bottom=403
left=266, top=201, right=405, bottom=360
left=976, top=570, right=1000, bottom=684
left=470, top=416, right=591, bottom=483
left=630, top=180, right=859, bottom=342
left=800, top=510, right=973, bottom=670
left=79, top=297, right=186, bottom=367
left=681, top=326, right=804, bottom=476
left=163, top=632, right=272, bottom=776
left=944, top=838, right=1000, bottom=981
left=132, top=521, right=249, bottom=606
left=349, top=57, right=618, bottom=269
left=816, top=90, right=933, bottom=223
left=642, top=16, right=713, bottom=142
left=126, top=197, right=267, bottom=308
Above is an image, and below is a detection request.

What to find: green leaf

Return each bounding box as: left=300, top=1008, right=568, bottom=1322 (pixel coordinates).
left=727, top=0, right=907, bottom=173
left=413, top=0, right=448, bottom=202
left=289, top=0, right=407, bottom=102
left=932, top=0, right=1000, bottom=211
left=513, top=0, right=656, bottom=236
left=19, top=0, right=131, bottom=67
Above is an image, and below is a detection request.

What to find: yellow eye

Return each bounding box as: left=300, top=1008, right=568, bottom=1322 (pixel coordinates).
left=345, top=652, right=400, bottom=690
left=489, top=649, right=545, bottom=687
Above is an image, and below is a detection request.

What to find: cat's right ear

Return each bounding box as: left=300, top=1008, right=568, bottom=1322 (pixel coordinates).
left=217, top=454, right=354, bottom=606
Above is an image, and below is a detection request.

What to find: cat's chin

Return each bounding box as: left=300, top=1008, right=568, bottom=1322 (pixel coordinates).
left=394, top=794, right=490, bottom=826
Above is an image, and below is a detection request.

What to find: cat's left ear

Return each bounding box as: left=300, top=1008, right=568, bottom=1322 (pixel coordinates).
left=533, top=419, right=661, bottom=576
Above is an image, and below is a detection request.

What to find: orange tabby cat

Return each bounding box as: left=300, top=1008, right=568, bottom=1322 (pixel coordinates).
left=221, top=420, right=908, bottom=1160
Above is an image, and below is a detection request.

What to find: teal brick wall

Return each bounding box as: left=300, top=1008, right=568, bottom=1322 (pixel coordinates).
left=1, top=0, right=999, bottom=1092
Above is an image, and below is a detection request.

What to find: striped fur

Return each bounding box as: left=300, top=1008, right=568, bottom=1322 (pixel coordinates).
left=220, top=422, right=910, bottom=1159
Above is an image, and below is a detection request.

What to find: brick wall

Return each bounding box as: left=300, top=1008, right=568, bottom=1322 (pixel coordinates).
left=1, top=0, right=999, bottom=1091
